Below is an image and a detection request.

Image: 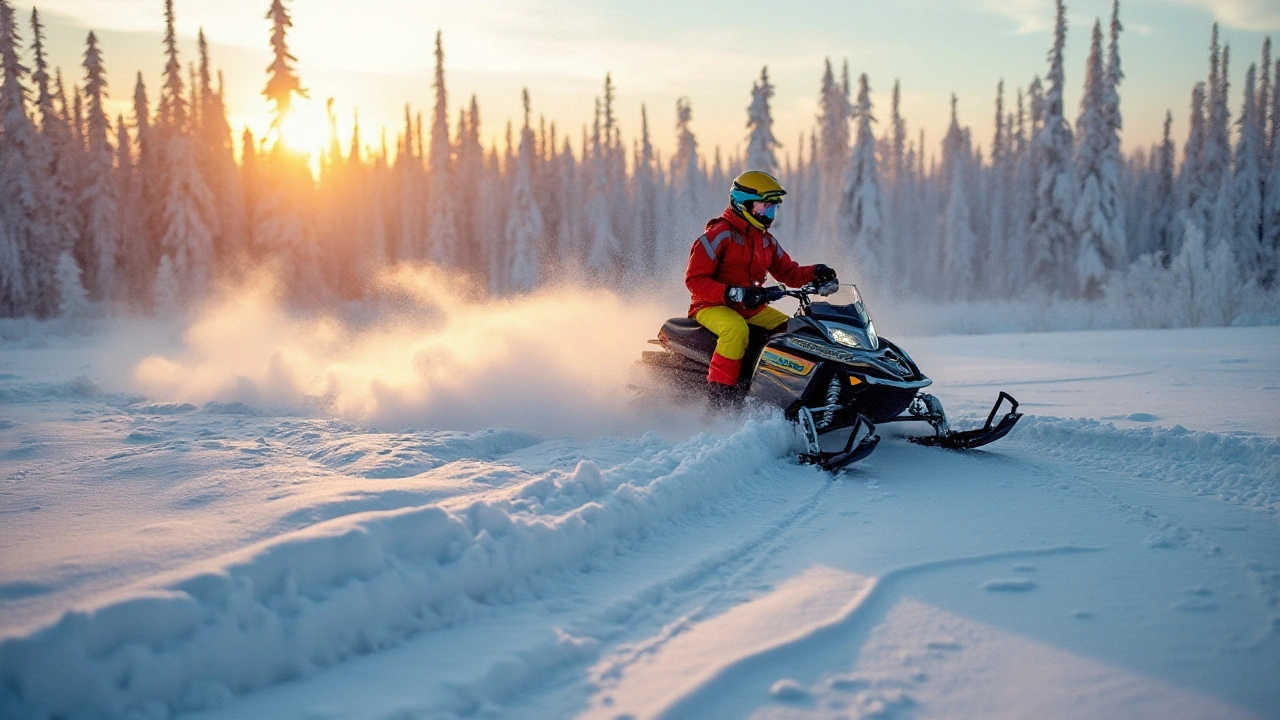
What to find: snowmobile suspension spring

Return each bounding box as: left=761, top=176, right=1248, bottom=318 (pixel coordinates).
left=822, top=376, right=841, bottom=428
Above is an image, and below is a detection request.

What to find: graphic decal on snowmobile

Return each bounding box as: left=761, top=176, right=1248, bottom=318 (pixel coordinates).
left=635, top=283, right=1023, bottom=470
left=760, top=348, right=814, bottom=377
left=786, top=337, right=860, bottom=365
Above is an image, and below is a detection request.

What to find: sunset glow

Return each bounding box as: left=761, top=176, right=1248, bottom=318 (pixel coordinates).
left=30, top=0, right=1280, bottom=165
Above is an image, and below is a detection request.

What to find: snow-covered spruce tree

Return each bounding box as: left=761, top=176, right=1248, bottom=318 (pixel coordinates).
left=315, top=99, right=351, bottom=296
left=197, top=38, right=243, bottom=267
left=1266, top=60, right=1280, bottom=282
left=1073, top=20, right=1125, bottom=299
left=803, top=131, right=821, bottom=252
left=782, top=131, right=809, bottom=254
left=1259, top=38, right=1271, bottom=177
left=986, top=80, right=1012, bottom=296
left=122, top=73, right=158, bottom=300
left=80, top=31, right=120, bottom=302
left=1178, top=81, right=1211, bottom=240
left=816, top=59, right=849, bottom=243
left=1028, top=0, right=1077, bottom=296
left=0, top=0, right=39, bottom=316
left=154, top=1, right=215, bottom=306
left=158, top=0, right=185, bottom=133
left=455, top=95, right=487, bottom=275
left=1203, top=25, right=1232, bottom=237
left=113, top=114, right=137, bottom=302
left=481, top=142, right=507, bottom=293
left=599, top=73, right=630, bottom=254
left=393, top=106, right=423, bottom=260
left=152, top=252, right=179, bottom=315
left=887, top=80, right=907, bottom=189
left=26, top=7, right=79, bottom=315
left=1231, top=64, right=1266, bottom=281
left=55, top=250, right=91, bottom=322
left=935, top=94, right=975, bottom=294
left=1209, top=45, right=1237, bottom=254
left=504, top=89, right=543, bottom=293
left=838, top=73, right=884, bottom=284
left=426, top=31, right=459, bottom=267
left=264, top=0, right=306, bottom=134
left=1272, top=55, right=1280, bottom=159
left=940, top=95, right=971, bottom=201
left=670, top=96, right=702, bottom=246
left=1105, top=1, right=1128, bottom=251
left=256, top=0, right=322, bottom=301
left=160, top=134, right=215, bottom=299
left=942, top=159, right=977, bottom=298
left=536, top=118, right=562, bottom=269
left=1149, top=111, right=1177, bottom=259
left=876, top=80, right=908, bottom=278
left=1008, top=84, right=1035, bottom=296
left=586, top=98, right=622, bottom=278
left=554, top=134, right=582, bottom=269
left=635, top=104, right=658, bottom=274
left=1170, top=218, right=1240, bottom=326
left=745, top=66, right=780, bottom=175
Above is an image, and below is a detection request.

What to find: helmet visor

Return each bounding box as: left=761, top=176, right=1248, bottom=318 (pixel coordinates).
left=753, top=201, right=779, bottom=220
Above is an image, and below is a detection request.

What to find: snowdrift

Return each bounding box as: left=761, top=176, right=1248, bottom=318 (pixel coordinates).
left=0, top=419, right=800, bottom=720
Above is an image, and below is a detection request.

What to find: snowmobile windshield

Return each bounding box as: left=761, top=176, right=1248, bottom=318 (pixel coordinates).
left=807, top=284, right=871, bottom=328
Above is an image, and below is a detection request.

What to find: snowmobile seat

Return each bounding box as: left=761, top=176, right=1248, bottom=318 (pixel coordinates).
left=659, top=318, right=778, bottom=377
left=660, top=319, right=718, bottom=357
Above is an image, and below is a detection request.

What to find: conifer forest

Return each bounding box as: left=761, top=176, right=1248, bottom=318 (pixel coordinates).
left=0, top=0, right=1277, bottom=327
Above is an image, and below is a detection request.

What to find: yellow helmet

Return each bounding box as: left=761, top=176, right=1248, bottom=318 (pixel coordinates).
left=730, top=170, right=787, bottom=230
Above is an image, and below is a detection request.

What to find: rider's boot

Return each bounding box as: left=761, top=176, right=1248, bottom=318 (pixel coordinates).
left=706, top=380, right=745, bottom=413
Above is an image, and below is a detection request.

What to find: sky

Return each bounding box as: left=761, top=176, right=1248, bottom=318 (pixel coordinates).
left=19, top=0, right=1280, bottom=169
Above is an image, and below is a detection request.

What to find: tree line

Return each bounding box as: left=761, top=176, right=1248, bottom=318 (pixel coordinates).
left=0, top=0, right=1276, bottom=325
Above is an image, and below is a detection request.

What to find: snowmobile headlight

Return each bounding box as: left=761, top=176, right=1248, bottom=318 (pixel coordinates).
left=829, top=327, right=863, bottom=349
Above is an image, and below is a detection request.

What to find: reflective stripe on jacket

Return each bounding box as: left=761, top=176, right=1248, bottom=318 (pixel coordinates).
left=685, top=207, right=816, bottom=317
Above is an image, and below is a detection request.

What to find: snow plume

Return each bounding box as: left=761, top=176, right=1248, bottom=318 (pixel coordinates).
left=131, top=264, right=676, bottom=439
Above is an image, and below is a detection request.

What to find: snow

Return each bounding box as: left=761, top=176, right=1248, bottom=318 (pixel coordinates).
left=1, top=287, right=1278, bottom=720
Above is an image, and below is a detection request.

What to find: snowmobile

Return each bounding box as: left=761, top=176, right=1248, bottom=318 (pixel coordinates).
left=634, top=283, right=1023, bottom=471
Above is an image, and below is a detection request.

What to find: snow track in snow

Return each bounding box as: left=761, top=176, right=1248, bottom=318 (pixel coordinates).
left=1012, top=416, right=1280, bottom=515
left=0, top=418, right=807, bottom=720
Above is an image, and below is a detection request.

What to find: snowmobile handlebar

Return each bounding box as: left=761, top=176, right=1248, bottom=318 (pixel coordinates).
left=761, top=281, right=839, bottom=304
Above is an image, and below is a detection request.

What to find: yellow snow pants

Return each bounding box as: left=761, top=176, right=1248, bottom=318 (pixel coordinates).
left=694, top=305, right=790, bottom=385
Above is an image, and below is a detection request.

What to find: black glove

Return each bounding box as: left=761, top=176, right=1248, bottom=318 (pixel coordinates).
left=813, top=264, right=838, bottom=286
left=725, top=285, right=768, bottom=309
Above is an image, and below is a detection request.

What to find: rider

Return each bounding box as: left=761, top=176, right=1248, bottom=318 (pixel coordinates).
left=686, top=170, right=838, bottom=402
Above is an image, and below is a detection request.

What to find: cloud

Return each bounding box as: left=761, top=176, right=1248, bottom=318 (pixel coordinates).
left=1168, top=0, right=1280, bottom=31
left=979, top=0, right=1053, bottom=34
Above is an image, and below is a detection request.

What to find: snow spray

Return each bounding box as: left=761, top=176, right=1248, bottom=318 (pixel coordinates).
left=131, top=265, right=696, bottom=439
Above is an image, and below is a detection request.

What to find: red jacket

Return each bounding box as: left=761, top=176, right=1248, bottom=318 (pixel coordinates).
left=685, top=208, right=817, bottom=317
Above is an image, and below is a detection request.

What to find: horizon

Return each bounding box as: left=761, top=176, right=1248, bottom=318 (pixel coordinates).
left=20, top=0, right=1280, bottom=169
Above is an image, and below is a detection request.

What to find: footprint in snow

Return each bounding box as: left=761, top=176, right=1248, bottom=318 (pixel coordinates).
left=125, top=429, right=166, bottom=443
left=1144, top=533, right=1179, bottom=549
left=770, top=679, right=809, bottom=702
left=1173, top=586, right=1217, bottom=612
left=1173, top=597, right=1218, bottom=612
left=982, top=578, right=1037, bottom=592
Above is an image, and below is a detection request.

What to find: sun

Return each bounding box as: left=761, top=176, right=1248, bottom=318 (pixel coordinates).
left=276, top=103, right=330, bottom=156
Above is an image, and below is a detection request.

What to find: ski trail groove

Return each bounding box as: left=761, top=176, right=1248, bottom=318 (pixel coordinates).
left=428, top=475, right=839, bottom=716
left=655, top=545, right=1104, bottom=720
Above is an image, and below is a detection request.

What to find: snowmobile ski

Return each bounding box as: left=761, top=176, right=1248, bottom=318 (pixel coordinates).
left=902, top=391, right=1023, bottom=450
